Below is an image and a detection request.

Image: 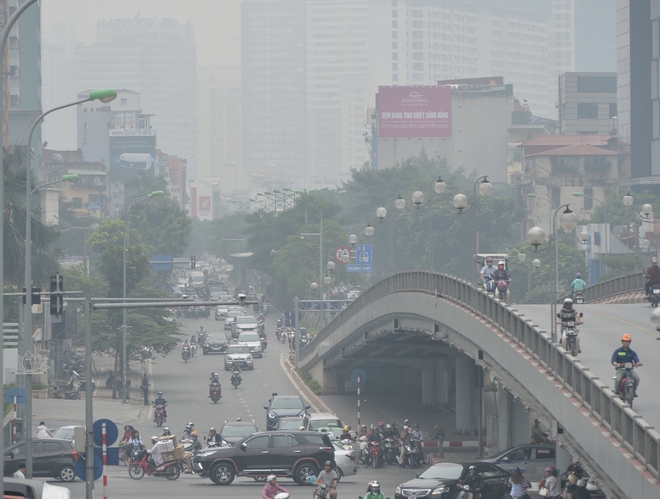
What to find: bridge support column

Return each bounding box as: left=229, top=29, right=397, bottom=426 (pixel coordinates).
left=455, top=355, right=475, bottom=432
left=422, top=359, right=436, bottom=407
left=497, top=385, right=512, bottom=451
left=511, top=399, right=530, bottom=445
left=437, top=359, right=448, bottom=405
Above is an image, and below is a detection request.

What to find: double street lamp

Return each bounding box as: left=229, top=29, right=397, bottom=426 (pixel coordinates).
left=121, top=191, right=165, bottom=403
left=622, top=192, right=653, bottom=272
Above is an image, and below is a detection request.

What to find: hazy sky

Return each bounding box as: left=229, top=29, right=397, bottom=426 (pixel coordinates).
left=42, top=0, right=242, bottom=67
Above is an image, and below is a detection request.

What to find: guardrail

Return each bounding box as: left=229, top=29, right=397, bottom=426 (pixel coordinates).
left=300, top=271, right=660, bottom=483
left=583, top=272, right=644, bottom=302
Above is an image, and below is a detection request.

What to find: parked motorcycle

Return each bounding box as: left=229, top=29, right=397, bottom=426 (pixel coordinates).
left=614, top=362, right=642, bottom=408
left=231, top=372, right=241, bottom=389
left=649, top=283, right=660, bottom=307
left=70, top=370, right=95, bottom=392
left=51, top=384, right=80, bottom=400
left=105, top=369, right=115, bottom=388
left=153, top=404, right=166, bottom=427
left=182, top=347, right=191, bottom=362
left=128, top=450, right=180, bottom=480
left=210, top=381, right=222, bottom=403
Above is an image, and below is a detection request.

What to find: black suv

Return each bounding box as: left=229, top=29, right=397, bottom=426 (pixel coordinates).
left=192, top=430, right=334, bottom=485
left=264, top=393, right=310, bottom=431
left=4, top=438, right=77, bottom=481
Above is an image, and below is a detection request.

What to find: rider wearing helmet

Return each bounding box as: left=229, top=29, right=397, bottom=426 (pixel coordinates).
left=207, top=427, right=222, bottom=446
left=153, top=391, right=167, bottom=422
left=571, top=273, right=586, bottom=298
left=181, top=424, right=194, bottom=441
left=365, top=480, right=385, bottom=499
left=340, top=426, right=352, bottom=441
left=644, top=256, right=660, bottom=296
left=556, top=298, right=583, bottom=346
left=539, top=466, right=561, bottom=498
left=315, top=460, right=338, bottom=499
left=612, top=333, right=642, bottom=396
left=492, top=261, right=512, bottom=299
left=459, top=465, right=484, bottom=498
left=480, top=257, right=498, bottom=291
left=262, top=474, right=289, bottom=499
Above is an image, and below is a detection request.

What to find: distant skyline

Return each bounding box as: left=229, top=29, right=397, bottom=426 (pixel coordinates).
left=42, top=0, right=241, bottom=67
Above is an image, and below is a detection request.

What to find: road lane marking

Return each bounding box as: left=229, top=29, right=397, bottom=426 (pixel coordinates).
left=587, top=308, right=660, bottom=339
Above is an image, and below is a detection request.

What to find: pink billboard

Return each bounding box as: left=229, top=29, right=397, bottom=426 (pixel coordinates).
left=377, top=86, right=452, bottom=138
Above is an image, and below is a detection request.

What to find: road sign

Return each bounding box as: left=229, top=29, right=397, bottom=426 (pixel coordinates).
left=351, top=368, right=367, bottom=384
left=151, top=254, right=173, bottom=271
left=334, top=246, right=351, bottom=263
left=93, top=419, right=119, bottom=447
left=346, top=264, right=372, bottom=273
left=5, top=388, right=25, bottom=404
left=74, top=453, right=103, bottom=481
left=356, top=244, right=372, bottom=265
left=84, top=201, right=105, bottom=211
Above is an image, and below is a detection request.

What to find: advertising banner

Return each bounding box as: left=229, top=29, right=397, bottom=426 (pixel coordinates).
left=377, top=86, right=451, bottom=138
left=108, top=129, right=156, bottom=182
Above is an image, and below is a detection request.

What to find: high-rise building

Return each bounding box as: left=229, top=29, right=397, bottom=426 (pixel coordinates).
left=73, top=16, right=197, bottom=178
left=558, top=72, right=618, bottom=135
left=242, top=0, right=308, bottom=183
left=42, top=22, right=77, bottom=150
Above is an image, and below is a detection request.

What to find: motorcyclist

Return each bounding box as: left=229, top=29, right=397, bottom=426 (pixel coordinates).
left=538, top=466, right=561, bottom=499
left=258, top=313, right=265, bottom=323
left=210, top=372, right=220, bottom=384
left=153, top=391, right=167, bottom=422
left=190, top=334, right=198, bottom=346
left=183, top=431, right=202, bottom=473
left=410, top=424, right=424, bottom=465
left=314, top=460, right=338, bottom=499
left=459, top=465, right=484, bottom=499
left=492, top=260, right=511, bottom=285
left=181, top=423, right=194, bottom=441
left=531, top=419, right=549, bottom=444
left=480, top=257, right=498, bottom=292
left=571, top=273, right=586, bottom=298
left=262, top=475, right=289, bottom=499
left=197, top=326, right=206, bottom=337
left=556, top=298, right=583, bottom=346
left=363, top=480, right=385, bottom=499
left=207, top=427, right=222, bottom=447
left=396, top=425, right=411, bottom=467
left=644, top=257, right=660, bottom=295
left=147, top=436, right=164, bottom=471
left=231, top=363, right=242, bottom=376
left=340, top=426, right=352, bottom=441
left=182, top=338, right=191, bottom=355
left=358, top=424, right=368, bottom=438
left=161, top=427, right=171, bottom=437
left=612, top=333, right=642, bottom=396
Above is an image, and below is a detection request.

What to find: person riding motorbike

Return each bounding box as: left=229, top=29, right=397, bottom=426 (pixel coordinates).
left=396, top=425, right=411, bottom=467
left=181, top=424, right=194, bottom=441
left=207, top=427, right=222, bottom=447
left=358, top=424, right=368, bottom=438
left=458, top=465, right=484, bottom=499
left=153, top=391, right=167, bottom=422
left=480, top=257, right=498, bottom=292
left=556, top=298, right=584, bottom=347
left=492, top=261, right=511, bottom=288
left=612, top=333, right=642, bottom=396
left=258, top=313, right=265, bottom=323
left=182, top=339, right=191, bottom=356
left=197, top=326, right=206, bottom=337
left=210, top=372, right=220, bottom=383
left=571, top=273, right=586, bottom=299
left=363, top=480, right=385, bottom=499
left=183, top=431, right=202, bottom=473
left=410, top=424, right=424, bottom=465
left=190, top=334, right=197, bottom=345
left=340, top=426, right=352, bottom=441
left=147, top=436, right=164, bottom=471
left=644, top=257, right=660, bottom=296
left=161, top=427, right=171, bottom=437
left=231, top=364, right=242, bottom=385
left=262, top=475, right=289, bottom=499
left=314, top=460, right=338, bottom=499
left=539, top=466, right=561, bottom=499
left=531, top=419, right=550, bottom=444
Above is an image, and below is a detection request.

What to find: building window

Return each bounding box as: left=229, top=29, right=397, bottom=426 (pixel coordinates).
left=583, top=188, right=593, bottom=210
left=413, top=73, right=423, bottom=82
left=609, top=103, right=617, bottom=119
left=551, top=187, right=561, bottom=208
left=392, top=63, right=398, bottom=71
left=413, top=63, right=423, bottom=71
left=120, top=98, right=127, bottom=106
left=413, top=52, right=423, bottom=60
left=577, top=103, right=598, bottom=119
left=72, top=198, right=83, bottom=209
left=413, top=31, right=423, bottom=39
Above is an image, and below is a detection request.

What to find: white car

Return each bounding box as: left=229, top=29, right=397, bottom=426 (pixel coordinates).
left=346, top=289, right=361, bottom=301
left=332, top=441, right=357, bottom=479
left=231, top=315, right=259, bottom=338
left=224, top=344, right=254, bottom=370
left=224, top=307, right=244, bottom=330
left=302, top=412, right=344, bottom=439
left=236, top=331, right=263, bottom=358
left=215, top=306, right=229, bottom=321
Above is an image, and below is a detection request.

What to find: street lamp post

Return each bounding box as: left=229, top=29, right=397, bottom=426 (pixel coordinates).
left=453, top=176, right=493, bottom=282
left=122, top=191, right=165, bottom=403
left=622, top=192, right=653, bottom=272
left=428, top=176, right=447, bottom=271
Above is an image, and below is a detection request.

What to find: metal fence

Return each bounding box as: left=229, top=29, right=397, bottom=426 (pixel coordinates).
left=300, top=271, right=660, bottom=482
left=583, top=272, right=645, bottom=302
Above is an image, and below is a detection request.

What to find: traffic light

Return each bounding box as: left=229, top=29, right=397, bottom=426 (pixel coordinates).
left=22, top=286, right=41, bottom=305
left=49, top=273, right=63, bottom=317
left=190, top=255, right=196, bottom=270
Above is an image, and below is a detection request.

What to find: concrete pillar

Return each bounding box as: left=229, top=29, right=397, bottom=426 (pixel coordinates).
left=436, top=359, right=448, bottom=405
left=511, top=399, right=531, bottom=445
left=422, top=359, right=436, bottom=407
left=497, top=385, right=512, bottom=451
left=455, top=354, right=474, bottom=432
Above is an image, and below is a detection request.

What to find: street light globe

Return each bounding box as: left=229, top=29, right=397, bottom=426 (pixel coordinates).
left=364, top=223, right=375, bottom=236
left=340, top=252, right=350, bottom=263
left=412, top=190, right=424, bottom=207
left=434, top=177, right=447, bottom=194
left=349, top=234, right=358, bottom=246
left=622, top=192, right=634, bottom=207
left=642, top=203, right=653, bottom=217
left=453, top=193, right=468, bottom=210
left=578, top=231, right=589, bottom=243
left=310, top=282, right=319, bottom=290
left=532, top=259, right=541, bottom=268
left=526, top=226, right=546, bottom=249
left=324, top=275, right=332, bottom=285
left=517, top=252, right=527, bottom=262
left=559, top=208, right=579, bottom=233
left=479, top=178, right=493, bottom=197
left=395, top=195, right=406, bottom=210
left=376, top=206, right=387, bottom=221
left=327, top=261, right=336, bottom=271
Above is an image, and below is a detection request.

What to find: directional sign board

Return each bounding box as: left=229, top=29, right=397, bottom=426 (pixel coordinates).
left=84, top=201, right=105, bottom=211
left=5, top=388, right=25, bottom=404
left=346, top=244, right=372, bottom=272
left=151, top=254, right=173, bottom=271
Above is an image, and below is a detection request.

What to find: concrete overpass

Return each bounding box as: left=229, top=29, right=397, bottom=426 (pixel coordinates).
left=299, top=272, right=660, bottom=499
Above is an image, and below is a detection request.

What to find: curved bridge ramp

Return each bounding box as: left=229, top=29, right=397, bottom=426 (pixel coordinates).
left=299, top=272, right=660, bottom=499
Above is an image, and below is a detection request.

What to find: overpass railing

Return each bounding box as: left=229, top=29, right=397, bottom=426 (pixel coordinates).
left=301, top=271, right=660, bottom=481
left=583, top=272, right=644, bottom=302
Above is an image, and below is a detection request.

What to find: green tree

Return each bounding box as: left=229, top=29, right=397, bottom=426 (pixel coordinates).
left=129, top=196, right=191, bottom=256
left=590, top=190, right=660, bottom=225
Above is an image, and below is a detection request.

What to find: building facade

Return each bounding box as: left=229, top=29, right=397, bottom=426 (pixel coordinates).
left=558, top=72, right=617, bottom=135
left=73, top=17, right=197, bottom=178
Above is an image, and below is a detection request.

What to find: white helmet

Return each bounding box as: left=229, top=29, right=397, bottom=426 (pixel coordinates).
left=564, top=298, right=573, bottom=305
left=267, top=474, right=277, bottom=482
left=498, top=260, right=505, bottom=266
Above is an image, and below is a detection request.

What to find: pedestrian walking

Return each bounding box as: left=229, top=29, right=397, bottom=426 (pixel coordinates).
left=36, top=421, right=52, bottom=438
left=140, top=374, right=149, bottom=406
left=12, top=463, right=25, bottom=478
left=433, top=424, right=445, bottom=457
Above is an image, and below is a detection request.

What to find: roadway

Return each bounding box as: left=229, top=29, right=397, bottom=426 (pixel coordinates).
left=51, top=306, right=437, bottom=498
left=516, top=302, right=659, bottom=428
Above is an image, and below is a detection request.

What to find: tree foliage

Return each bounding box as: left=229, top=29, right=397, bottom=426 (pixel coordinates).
left=590, top=190, right=660, bottom=225
left=129, top=196, right=191, bottom=257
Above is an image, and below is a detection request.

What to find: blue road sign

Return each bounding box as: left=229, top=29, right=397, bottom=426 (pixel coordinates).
left=151, top=254, right=173, bottom=271
left=351, top=368, right=367, bottom=384
left=93, top=419, right=119, bottom=447
left=84, top=201, right=105, bottom=211
left=74, top=454, right=103, bottom=481
left=346, top=264, right=372, bottom=273
left=357, top=244, right=372, bottom=265
left=6, top=388, right=25, bottom=404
